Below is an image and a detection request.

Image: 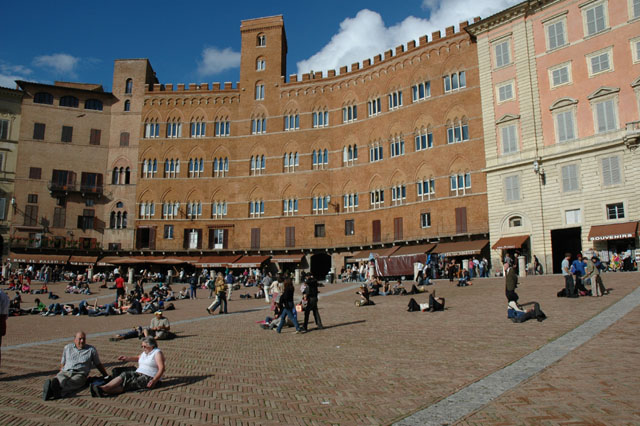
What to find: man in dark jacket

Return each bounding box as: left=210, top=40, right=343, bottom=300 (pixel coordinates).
left=302, top=275, right=323, bottom=331
left=505, top=262, right=519, bottom=303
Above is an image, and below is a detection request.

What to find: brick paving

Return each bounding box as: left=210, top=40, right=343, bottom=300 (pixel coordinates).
left=0, top=272, right=638, bottom=425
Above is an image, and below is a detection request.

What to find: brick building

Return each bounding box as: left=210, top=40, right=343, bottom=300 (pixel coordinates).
left=9, top=60, right=156, bottom=264
left=135, top=16, right=489, bottom=276
left=467, top=0, right=640, bottom=273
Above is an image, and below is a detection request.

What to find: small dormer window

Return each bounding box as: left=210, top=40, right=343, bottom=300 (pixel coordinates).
left=509, top=216, right=522, bottom=227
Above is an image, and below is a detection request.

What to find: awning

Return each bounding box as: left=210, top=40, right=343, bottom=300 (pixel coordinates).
left=228, top=255, right=271, bottom=268
left=349, top=247, right=399, bottom=262
left=97, top=256, right=141, bottom=266
left=8, top=253, right=69, bottom=264
left=588, top=222, right=638, bottom=241
left=432, top=240, right=489, bottom=257
left=196, top=255, right=242, bottom=268
left=270, top=253, right=304, bottom=263
left=69, top=256, right=98, bottom=266
left=391, top=243, right=436, bottom=257
left=492, top=235, right=530, bottom=250
left=144, top=257, right=194, bottom=265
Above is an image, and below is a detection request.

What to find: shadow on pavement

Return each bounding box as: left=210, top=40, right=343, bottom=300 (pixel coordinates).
left=156, top=374, right=212, bottom=391
left=316, top=319, right=366, bottom=330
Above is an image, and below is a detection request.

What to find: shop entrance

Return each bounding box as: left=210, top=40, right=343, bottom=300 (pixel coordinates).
left=550, top=227, right=581, bottom=273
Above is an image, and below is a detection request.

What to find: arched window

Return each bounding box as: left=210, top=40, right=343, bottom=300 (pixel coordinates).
left=34, top=92, right=53, bottom=104
left=257, top=33, right=266, bottom=46
left=85, top=99, right=103, bottom=111
left=256, top=57, right=265, bottom=71
left=124, top=100, right=130, bottom=112
left=110, top=211, right=116, bottom=228
left=125, top=78, right=133, bottom=94
left=59, top=96, right=79, bottom=108
left=112, top=168, right=119, bottom=184
left=125, top=167, right=130, bottom=184
left=166, top=118, right=182, bottom=138
left=122, top=212, right=127, bottom=228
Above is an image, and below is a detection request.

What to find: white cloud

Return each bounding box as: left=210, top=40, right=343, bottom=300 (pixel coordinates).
left=296, top=0, right=520, bottom=76
left=33, top=53, right=79, bottom=76
left=0, top=62, right=33, bottom=88
left=197, top=47, right=241, bottom=76
left=0, top=75, right=21, bottom=88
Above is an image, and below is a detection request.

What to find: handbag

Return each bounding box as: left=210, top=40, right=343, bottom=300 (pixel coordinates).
left=295, top=303, right=303, bottom=313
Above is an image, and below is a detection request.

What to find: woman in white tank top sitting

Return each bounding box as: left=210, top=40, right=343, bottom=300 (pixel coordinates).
left=91, top=337, right=165, bottom=397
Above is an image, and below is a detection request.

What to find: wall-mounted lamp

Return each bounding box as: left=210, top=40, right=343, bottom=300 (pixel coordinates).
left=10, top=197, right=16, bottom=206
left=533, top=159, right=545, bottom=176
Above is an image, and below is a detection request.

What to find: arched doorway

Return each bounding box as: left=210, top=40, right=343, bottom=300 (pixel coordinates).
left=310, top=253, right=331, bottom=281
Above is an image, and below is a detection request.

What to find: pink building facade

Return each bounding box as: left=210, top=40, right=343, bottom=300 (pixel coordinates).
left=468, top=0, right=640, bottom=273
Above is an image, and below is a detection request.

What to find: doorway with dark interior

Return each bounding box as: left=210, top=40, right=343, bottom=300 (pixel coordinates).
left=310, top=253, right=331, bottom=282
left=551, top=227, right=581, bottom=273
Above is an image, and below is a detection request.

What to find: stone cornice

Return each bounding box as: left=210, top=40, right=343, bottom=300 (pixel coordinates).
left=466, top=0, right=560, bottom=36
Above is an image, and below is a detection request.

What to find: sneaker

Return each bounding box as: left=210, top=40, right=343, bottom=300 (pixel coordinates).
left=43, top=379, right=53, bottom=401
left=206, top=308, right=211, bottom=315
left=295, top=329, right=306, bottom=334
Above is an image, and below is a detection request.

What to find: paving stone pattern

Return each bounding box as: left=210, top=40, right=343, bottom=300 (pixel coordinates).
left=0, top=273, right=638, bottom=425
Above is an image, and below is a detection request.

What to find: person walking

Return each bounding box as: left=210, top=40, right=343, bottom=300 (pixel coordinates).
left=207, top=273, right=228, bottom=314
left=302, top=275, right=323, bottom=331
left=188, top=273, right=198, bottom=300
left=277, top=278, right=303, bottom=334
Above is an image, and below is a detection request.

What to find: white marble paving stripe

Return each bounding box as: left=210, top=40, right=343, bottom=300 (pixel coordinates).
left=394, top=286, right=640, bottom=426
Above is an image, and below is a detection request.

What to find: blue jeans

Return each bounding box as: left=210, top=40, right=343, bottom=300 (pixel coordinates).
left=277, top=307, right=300, bottom=333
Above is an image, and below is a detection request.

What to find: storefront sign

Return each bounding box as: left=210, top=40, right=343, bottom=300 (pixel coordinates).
left=589, top=233, right=634, bottom=241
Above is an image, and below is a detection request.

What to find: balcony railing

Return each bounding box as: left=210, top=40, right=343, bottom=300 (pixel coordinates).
left=48, top=181, right=103, bottom=196
left=624, top=121, right=640, bottom=150
left=48, top=181, right=77, bottom=193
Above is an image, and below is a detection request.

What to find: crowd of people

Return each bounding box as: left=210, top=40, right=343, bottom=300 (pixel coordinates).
left=0, top=246, right=626, bottom=403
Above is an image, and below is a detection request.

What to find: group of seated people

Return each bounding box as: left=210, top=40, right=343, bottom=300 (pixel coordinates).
left=5, top=279, right=48, bottom=294
left=43, top=331, right=165, bottom=401
left=354, top=278, right=436, bottom=306
left=31, top=280, right=177, bottom=317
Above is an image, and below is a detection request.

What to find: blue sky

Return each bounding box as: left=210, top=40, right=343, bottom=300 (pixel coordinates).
left=0, top=0, right=519, bottom=91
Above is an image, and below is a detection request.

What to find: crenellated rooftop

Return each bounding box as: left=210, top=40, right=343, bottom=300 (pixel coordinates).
left=143, top=17, right=480, bottom=95
left=287, top=18, right=480, bottom=85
